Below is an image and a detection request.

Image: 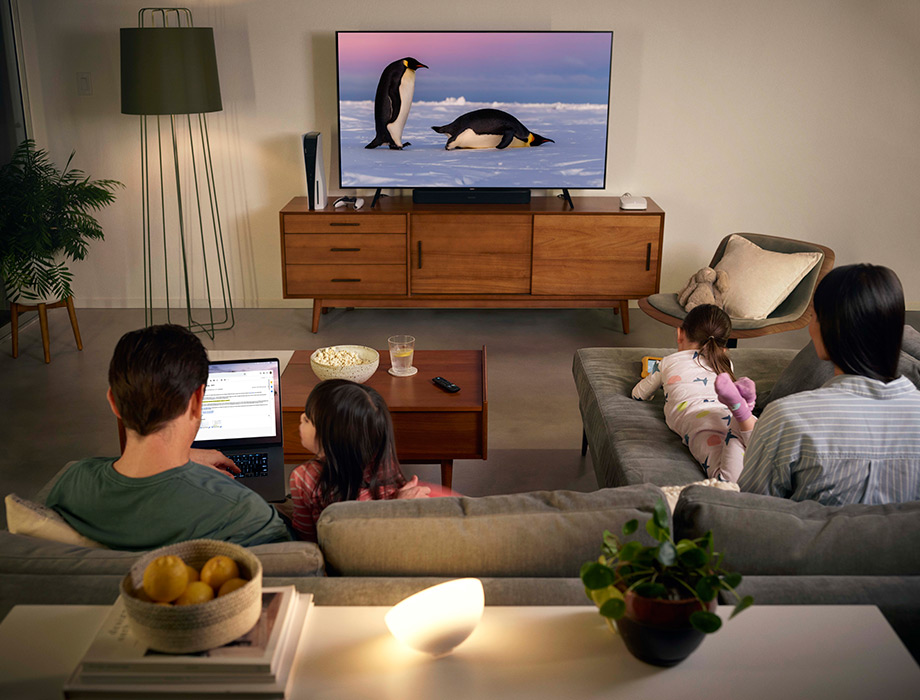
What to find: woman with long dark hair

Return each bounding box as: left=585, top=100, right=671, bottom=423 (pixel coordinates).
left=732, top=264, right=920, bottom=504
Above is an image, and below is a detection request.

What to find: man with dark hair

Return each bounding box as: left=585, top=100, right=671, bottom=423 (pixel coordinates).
left=738, top=264, right=920, bottom=505
left=47, top=325, right=290, bottom=550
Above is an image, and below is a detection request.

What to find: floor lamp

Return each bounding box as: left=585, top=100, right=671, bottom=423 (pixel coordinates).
left=120, top=7, right=234, bottom=338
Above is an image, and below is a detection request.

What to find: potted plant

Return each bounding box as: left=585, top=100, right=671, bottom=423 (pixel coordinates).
left=581, top=498, right=753, bottom=666
left=0, top=139, right=122, bottom=303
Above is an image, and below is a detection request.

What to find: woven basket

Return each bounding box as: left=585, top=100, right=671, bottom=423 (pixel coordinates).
left=120, top=539, right=263, bottom=653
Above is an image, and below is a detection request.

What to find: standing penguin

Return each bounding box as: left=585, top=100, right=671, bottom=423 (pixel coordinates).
left=365, top=57, right=428, bottom=149
left=431, top=109, right=554, bottom=150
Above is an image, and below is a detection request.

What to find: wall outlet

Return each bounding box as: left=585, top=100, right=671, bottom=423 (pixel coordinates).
left=77, top=72, right=92, bottom=96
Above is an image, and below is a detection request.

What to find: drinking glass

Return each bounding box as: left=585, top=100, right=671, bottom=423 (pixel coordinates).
left=388, top=335, right=415, bottom=376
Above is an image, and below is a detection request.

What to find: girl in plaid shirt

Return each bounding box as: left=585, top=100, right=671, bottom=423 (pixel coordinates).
left=289, top=379, right=431, bottom=541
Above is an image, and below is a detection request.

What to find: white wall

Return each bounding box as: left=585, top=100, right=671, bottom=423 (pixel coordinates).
left=16, top=0, right=920, bottom=308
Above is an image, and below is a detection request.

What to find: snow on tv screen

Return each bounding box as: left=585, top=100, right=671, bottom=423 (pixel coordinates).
left=336, top=31, right=613, bottom=190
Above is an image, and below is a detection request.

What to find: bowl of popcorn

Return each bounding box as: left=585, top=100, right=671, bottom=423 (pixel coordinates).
left=310, top=345, right=380, bottom=383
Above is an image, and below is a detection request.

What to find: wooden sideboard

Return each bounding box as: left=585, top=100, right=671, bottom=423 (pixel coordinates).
left=280, top=195, right=664, bottom=333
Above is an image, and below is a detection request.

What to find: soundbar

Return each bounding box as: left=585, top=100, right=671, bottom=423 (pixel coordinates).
left=412, top=188, right=531, bottom=205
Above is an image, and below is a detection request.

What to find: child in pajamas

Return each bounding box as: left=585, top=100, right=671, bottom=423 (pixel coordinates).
left=631, top=304, right=755, bottom=482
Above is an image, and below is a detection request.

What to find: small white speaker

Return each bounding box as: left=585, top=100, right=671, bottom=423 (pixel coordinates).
left=303, top=132, right=327, bottom=210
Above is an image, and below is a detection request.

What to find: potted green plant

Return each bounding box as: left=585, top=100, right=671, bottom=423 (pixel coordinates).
left=0, top=139, right=122, bottom=303
left=581, top=498, right=753, bottom=666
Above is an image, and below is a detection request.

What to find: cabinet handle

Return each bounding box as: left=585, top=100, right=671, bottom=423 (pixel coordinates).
left=331, top=278, right=361, bottom=283
left=645, top=243, right=651, bottom=271
left=330, top=247, right=360, bottom=252
left=330, top=223, right=360, bottom=227
left=417, top=241, right=422, bottom=269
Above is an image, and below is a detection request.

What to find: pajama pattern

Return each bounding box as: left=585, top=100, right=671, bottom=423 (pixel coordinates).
left=632, top=349, right=747, bottom=482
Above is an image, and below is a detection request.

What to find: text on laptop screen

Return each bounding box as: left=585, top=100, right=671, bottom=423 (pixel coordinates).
left=197, top=365, right=278, bottom=442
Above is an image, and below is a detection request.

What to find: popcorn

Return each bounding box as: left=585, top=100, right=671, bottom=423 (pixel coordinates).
left=312, top=346, right=372, bottom=368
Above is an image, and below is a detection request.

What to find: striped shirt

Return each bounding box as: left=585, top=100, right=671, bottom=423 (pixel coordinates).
left=739, top=375, right=920, bottom=505
left=289, top=459, right=405, bottom=542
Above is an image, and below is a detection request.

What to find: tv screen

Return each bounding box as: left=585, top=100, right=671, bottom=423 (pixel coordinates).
left=336, top=31, right=613, bottom=190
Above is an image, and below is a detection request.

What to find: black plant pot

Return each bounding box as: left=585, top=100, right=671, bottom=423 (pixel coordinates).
left=616, top=591, right=714, bottom=667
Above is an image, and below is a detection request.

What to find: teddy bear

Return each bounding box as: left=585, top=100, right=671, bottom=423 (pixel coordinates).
left=677, top=266, right=730, bottom=312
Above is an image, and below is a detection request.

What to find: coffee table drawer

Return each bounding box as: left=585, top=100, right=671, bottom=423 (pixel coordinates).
left=285, top=264, right=407, bottom=296
left=392, top=411, right=485, bottom=459
left=284, top=234, right=406, bottom=265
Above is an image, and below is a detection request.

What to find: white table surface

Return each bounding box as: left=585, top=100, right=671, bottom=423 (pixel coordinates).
left=0, top=604, right=917, bottom=699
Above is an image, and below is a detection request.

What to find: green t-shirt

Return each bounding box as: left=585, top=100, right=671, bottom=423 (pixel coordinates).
left=46, top=457, right=291, bottom=550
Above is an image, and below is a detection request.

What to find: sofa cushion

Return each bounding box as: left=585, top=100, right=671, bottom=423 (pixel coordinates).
left=318, top=485, right=665, bottom=578
left=761, top=325, right=920, bottom=411
left=672, top=486, right=920, bottom=576
left=5, top=494, right=105, bottom=549
left=714, top=235, right=822, bottom=319
left=0, top=530, right=325, bottom=579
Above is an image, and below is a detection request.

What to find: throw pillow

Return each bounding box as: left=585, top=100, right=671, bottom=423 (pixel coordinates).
left=4, top=493, right=106, bottom=548
left=714, top=235, right=822, bottom=319
left=660, top=479, right=739, bottom=513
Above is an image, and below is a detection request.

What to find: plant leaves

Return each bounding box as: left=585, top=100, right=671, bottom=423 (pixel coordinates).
left=723, top=572, right=742, bottom=589
left=633, top=581, right=667, bottom=599
left=678, top=546, right=707, bottom=568
left=730, top=596, right=754, bottom=619
left=622, top=519, right=638, bottom=536
left=657, top=540, right=677, bottom=566
left=653, top=498, right=669, bottom=530
left=695, top=575, right=719, bottom=602
left=581, top=562, right=615, bottom=590
left=690, top=611, right=722, bottom=634
left=618, top=541, right=643, bottom=563
left=645, top=517, right=666, bottom=542
left=599, top=597, right=626, bottom=620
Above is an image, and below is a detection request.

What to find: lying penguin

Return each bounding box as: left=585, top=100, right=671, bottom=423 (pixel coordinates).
left=431, top=109, right=554, bottom=150
left=365, top=57, right=428, bottom=150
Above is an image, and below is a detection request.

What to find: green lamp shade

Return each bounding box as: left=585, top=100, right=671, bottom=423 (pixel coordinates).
left=120, top=27, right=222, bottom=115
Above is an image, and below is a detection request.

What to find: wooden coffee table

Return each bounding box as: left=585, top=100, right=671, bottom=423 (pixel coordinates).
left=281, top=347, right=487, bottom=489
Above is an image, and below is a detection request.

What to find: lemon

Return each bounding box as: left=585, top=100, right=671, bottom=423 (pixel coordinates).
left=185, top=564, right=200, bottom=583
left=175, top=581, right=216, bottom=606
left=217, top=577, right=248, bottom=597
left=392, top=350, right=413, bottom=357
left=142, top=555, right=189, bottom=603
left=200, top=555, right=240, bottom=591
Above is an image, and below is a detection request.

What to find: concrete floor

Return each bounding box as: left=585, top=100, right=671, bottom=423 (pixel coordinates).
left=3, top=304, right=914, bottom=528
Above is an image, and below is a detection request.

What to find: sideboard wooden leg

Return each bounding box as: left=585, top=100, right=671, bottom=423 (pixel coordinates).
left=311, top=300, right=322, bottom=333
left=619, top=301, right=630, bottom=334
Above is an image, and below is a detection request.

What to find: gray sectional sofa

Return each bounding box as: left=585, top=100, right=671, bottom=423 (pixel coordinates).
left=573, top=328, right=920, bottom=661
left=2, top=330, right=918, bottom=663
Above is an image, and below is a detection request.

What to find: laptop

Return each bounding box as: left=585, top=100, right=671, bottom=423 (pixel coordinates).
left=192, top=358, right=287, bottom=502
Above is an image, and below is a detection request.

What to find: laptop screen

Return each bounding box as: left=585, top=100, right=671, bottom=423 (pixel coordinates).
left=192, top=358, right=282, bottom=449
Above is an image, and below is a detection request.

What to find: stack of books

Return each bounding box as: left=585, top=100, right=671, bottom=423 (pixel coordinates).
left=64, top=586, right=312, bottom=699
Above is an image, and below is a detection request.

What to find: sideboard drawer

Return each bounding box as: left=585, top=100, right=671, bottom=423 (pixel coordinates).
left=284, top=234, right=406, bottom=265
left=283, top=214, right=406, bottom=234
left=285, top=264, right=407, bottom=296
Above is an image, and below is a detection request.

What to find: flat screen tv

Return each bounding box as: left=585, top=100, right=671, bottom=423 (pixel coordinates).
left=335, top=31, right=613, bottom=194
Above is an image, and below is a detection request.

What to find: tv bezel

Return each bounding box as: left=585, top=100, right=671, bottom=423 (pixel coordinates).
left=334, top=29, right=614, bottom=192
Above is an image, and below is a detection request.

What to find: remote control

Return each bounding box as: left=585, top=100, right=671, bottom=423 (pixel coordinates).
left=432, top=376, right=460, bottom=393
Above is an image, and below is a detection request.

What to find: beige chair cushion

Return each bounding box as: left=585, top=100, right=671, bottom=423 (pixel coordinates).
left=715, top=235, right=822, bottom=319
left=4, top=493, right=106, bottom=549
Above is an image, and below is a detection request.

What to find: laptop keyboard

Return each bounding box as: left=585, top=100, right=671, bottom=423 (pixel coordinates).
left=231, top=452, right=270, bottom=478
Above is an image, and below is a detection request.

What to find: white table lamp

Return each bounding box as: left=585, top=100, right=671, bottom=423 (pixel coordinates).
left=384, top=578, right=484, bottom=657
